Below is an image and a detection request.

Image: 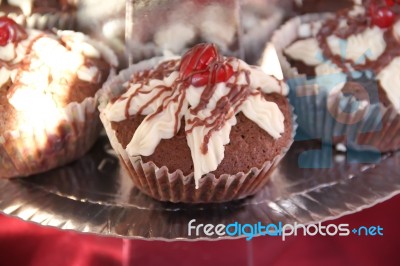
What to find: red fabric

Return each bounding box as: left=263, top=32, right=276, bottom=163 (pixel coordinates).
left=1, top=195, right=399, bottom=266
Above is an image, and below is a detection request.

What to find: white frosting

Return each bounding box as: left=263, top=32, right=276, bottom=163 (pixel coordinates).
left=315, top=61, right=343, bottom=76
left=2, top=28, right=110, bottom=130
left=127, top=92, right=189, bottom=157
left=106, top=71, right=180, bottom=122
left=0, top=43, right=16, bottom=61
left=285, top=13, right=400, bottom=113
left=240, top=93, right=284, bottom=139
left=77, top=66, right=99, bottom=82
left=298, top=22, right=322, bottom=38
left=284, top=38, right=324, bottom=66
left=377, top=57, right=400, bottom=112
left=58, top=31, right=101, bottom=59
left=348, top=5, right=365, bottom=18
left=106, top=58, right=287, bottom=187
left=186, top=113, right=237, bottom=184
left=327, top=27, right=386, bottom=64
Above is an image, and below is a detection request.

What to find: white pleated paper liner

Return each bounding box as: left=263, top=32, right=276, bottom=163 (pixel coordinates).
left=0, top=32, right=118, bottom=179
left=99, top=57, right=297, bottom=203
left=270, top=13, right=400, bottom=153
left=0, top=98, right=101, bottom=179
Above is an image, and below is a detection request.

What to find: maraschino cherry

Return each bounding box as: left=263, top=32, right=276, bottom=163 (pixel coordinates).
left=0, top=17, right=27, bottom=47
left=180, top=43, right=234, bottom=87
left=371, top=6, right=395, bottom=28
left=369, top=0, right=397, bottom=28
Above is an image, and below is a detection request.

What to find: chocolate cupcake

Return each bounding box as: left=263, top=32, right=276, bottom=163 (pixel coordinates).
left=0, top=17, right=117, bottom=178
left=272, top=3, right=400, bottom=152
left=0, top=0, right=77, bottom=30
left=100, top=43, right=294, bottom=203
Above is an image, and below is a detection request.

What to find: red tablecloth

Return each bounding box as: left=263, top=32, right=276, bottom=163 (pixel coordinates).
left=1, top=195, right=399, bottom=266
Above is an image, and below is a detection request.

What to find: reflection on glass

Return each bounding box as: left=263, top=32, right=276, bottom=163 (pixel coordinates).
left=125, top=0, right=242, bottom=64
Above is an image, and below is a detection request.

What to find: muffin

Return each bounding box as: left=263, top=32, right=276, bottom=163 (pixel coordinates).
left=0, top=17, right=117, bottom=178
left=272, top=2, right=400, bottom=152
left=0, top=0, right=77, bottom=30
left=100, top=43, right=294, bottom=203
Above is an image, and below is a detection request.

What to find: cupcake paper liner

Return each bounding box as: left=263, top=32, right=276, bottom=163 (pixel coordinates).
left=271, top=13, right=400, bottom=153
left=99, top=57, right=296, bottom=203
left=0, top=11, right=76, bottom=30
left=0, top=98, right=100, bottom=179
left=0, top=29, right=118, bottom=179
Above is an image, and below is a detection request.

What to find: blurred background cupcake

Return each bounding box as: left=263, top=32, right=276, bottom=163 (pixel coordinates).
left=0, top=0, right=77, bottom=30
left=0, top=17, right=117, bottom=178
left=241, top=0, right=284, bottom=64
left=76, top=0, right=286, bottom=67
left=272, top=1, right=400, bottom=152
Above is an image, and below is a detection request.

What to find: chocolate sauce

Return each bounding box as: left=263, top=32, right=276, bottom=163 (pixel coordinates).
left=6, top=33, right=45, bottom=97
left=316, top=7, right=400, bottom=74
left=121, top=54, right=258, bottom=155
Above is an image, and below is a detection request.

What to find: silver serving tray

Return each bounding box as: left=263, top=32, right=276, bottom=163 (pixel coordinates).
left=0, top=134, right=399, bottom=241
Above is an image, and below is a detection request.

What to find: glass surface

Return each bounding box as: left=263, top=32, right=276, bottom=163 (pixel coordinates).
left=125, top=0, right=243, bottom=64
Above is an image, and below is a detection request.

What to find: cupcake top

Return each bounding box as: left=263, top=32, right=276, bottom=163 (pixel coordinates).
left=284, top=2, right=400, bottom=112
left=0, top=17, right=117, bottom=134
left=104, top=43, right=288, bottom=187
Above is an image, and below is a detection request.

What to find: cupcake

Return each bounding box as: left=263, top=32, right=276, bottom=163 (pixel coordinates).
left=0, top=17, right=117, bottom=178
left=100, top=43, right=294, bottom=203
left=0, top=0, right=77, bottom=30
left=272, top=2, right=400, bottom=152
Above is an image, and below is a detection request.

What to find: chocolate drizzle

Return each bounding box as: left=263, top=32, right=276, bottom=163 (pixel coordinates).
left=120, top=51, right=257, bottom=155
left=5, top=33, right=45, bottom=96
left=316, top=6, right=400, bottom=74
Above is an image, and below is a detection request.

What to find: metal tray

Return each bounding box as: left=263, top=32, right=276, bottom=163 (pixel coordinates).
left=0, top=135, right=399, bottom=241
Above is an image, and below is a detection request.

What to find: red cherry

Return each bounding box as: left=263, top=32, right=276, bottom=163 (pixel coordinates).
left=371, top=6, right=395, bottom=28
left=180, top=43, right=234, bottom=87
left=180, top=43, right=218, bottom=81
left=385, top=0, right=395, bottom=7
left=0, top=16, right=27, bottom=46
left=0, top=25, right=10, bottom=46
left=190, top=64, right=234, bottom=87
left=191, top=72, right=209, bottom=87
left=215, top=64, right=234, bottom=83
